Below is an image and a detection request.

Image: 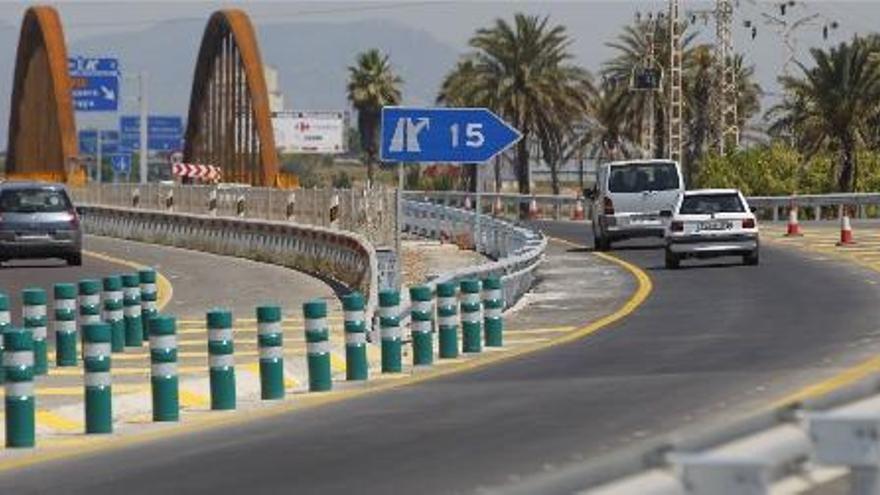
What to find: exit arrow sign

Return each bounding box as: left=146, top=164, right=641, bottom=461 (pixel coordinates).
left=380, top=107, right=522, bottom=164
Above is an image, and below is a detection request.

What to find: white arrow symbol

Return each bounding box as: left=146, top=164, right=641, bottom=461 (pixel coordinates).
left=100, top=86, right=116, bottom=101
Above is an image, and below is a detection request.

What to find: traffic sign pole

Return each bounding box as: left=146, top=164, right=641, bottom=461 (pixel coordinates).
left=96, top=130, right=102, bottom=184
left=139, top=71, right=148, bottom=184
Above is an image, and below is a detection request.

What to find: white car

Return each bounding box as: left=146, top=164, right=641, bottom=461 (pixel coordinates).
left=589, top=159, right=685, bottom=251
left=664, top=189, right=759, bottom=269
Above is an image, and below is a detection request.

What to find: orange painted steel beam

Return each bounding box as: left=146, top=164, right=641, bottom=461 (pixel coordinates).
left=184, top=9, right=278, bottom=186
left=6, top=5, right=78, bottom=182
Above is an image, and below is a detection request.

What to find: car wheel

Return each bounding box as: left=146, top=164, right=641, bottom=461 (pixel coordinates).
left=66, top=253, right=83, bottom=266
left=665, top=249, right=680, bottom=269
left=743, top=249, right=759, bottom=266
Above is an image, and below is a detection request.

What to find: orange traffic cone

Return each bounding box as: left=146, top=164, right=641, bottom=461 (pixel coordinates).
left=493, top=196, right=503, bottom=216
left=571, top=198, right=586, bottom=221
left=528, top=198, right=541, bottom=220
left=836, top=213, right=856, bottom=246
left=785, top=207, right=803, bottom=237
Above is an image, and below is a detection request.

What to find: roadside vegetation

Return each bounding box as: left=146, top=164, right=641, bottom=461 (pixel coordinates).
left=338, top=13, right=880, bottom=197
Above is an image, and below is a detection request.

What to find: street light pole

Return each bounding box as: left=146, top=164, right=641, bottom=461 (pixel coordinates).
left=138, top=71, right=149, bottom=184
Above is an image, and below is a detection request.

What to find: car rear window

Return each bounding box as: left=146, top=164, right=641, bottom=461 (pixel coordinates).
left=679, top=194, right=744, bottom=214
left=608, top=162, right=680, bottom=193
left=0, top=188, right=72, bottom=213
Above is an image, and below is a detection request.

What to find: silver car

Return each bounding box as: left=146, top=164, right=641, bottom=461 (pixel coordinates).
left=0, top=182, right=82, bottom=266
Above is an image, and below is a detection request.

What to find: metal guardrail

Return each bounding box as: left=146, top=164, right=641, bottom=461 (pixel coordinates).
left=72, top=183, right=398, bottom=247
left=404, top=190, right=587, bottom=221
left=78, top=205, right=380, bottom=320
left=492, top=372, right=880, bottom=495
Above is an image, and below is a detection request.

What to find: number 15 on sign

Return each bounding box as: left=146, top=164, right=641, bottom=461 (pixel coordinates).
left=380, top=107, right=522, bottom=164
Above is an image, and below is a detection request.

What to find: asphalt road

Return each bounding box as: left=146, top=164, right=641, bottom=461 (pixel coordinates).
left=5, top=222, right=880, bottom=494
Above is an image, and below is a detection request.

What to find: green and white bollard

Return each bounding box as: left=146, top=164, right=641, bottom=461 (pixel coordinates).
left=0, top=293, right=9, bottom=383
left=22, top=288, right=48, bottom=375
left=83, top=322, right=112, bottom=434
left=207, top=309, right=236, bottom=410
left=436, top=282, right=459, bottom=359
left=4, top=327, right=34, bottom=448
left=78, top=279, right=102, bottom=356
left=54, top=283, right=78, bottom=366
left=460, top=279, right=483, bottom=354
left=257, top=305, right=284, bottom=400
left=102, top=276, right=125, bottom=352
left=122, top=274, right=143, bottom=347
left=304, top=300, right=332, bottom=392
left=409, top=285, right=434, bottom=366
left=379, top=289, right=402, bottom=373
left=482, top=276, right=504, bottom=347
left=139, top=268, right=159, bottom=333
left=149, top=315, right=179, bottom=422
left=341, top=292, right=368, bottom=381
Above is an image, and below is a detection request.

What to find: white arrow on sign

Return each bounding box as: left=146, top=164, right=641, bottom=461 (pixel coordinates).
left=100, top=86, right=116, bottom=101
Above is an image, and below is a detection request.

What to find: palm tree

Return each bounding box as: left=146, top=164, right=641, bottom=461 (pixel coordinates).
left=346, top=49, right=403, bottom=187
left=768, top=39, right=880, bottom=192
left=446, top=13, right=591, bottom=205
left=586, top=80, right=637, bottom=163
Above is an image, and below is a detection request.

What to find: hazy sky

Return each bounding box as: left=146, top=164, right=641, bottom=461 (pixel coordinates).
left=1, top=1, right=878, bottom=113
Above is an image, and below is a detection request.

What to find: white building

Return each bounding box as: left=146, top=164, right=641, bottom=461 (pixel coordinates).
left=264, top=65, right=285, bottom=113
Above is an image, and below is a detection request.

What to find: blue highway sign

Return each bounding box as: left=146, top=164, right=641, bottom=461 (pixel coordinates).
left=110, top=154, right=132, bottom=174
left=78, top=130, right=120, bottom=155
left=69, top=56, right=120, bottom=112
left=120, top=115, right=184, bottom=152
left=380, top=107, right=521, bottom=163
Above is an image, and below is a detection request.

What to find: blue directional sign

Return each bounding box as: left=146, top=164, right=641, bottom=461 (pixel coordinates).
left=380, top=107, right=521, bottom=163
left=120, top=115, right=184, bottom=152
left=69, top=56, right=120, bottom=112
left=109, top=154, right=132, bottom=174
left=78, top=130, right=120, bottom=155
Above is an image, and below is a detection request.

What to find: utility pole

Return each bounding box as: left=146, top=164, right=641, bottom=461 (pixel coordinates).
left=668, top=0, right=683, bottom=165
left=641, top=13, right=658, bottom=159
left=716, top=0, right=739, bottom=154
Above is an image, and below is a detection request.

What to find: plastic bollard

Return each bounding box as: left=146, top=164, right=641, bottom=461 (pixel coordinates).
left=409, top=285, right=434, bottom=366
left=139, top=268, right=159, bottom=332
left=341, top=292, right=368, bottom=381
left=460, top=279, right=482, bottom=353
left=4, top=328, right=35, bottom=447
left=379, top=289, right=401, bottom=373
left=436, top=282, right=459, bottom=359
left=122, top=274, right=143, bottom=347
left=304, top=300, right=332, bottom=392
left=482, top=276, right=504, bottom=347
left=257, top=305, right=284, bottom=400
left=78, top=279, right=102, bottom=356
left=149, top=315, right=179, bottom=422
left=0, top=293, right=9, bottom=383
left=22, top=288, right=48, bottom=375
left=101, top=276, right=125, bottom=352
left=83, top=322, right=113, bottom=434
left=53, top=283, right=78, bottom=366
left=207, top=309, right=236, bottom=410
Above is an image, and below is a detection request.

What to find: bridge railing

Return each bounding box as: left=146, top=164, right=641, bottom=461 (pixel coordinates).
left=78, top=205, right=380, bottom=320
left=71, top=183, right=398, bottom=247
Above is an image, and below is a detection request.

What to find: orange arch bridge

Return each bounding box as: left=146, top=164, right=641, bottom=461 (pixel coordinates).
left=184, top=9, right=279, bottom=186
left=6, top=5, right=78, bottom=182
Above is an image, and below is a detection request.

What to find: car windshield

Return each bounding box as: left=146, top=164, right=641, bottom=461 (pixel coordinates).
left=608, top=162, right=679, bottom=193
left=0, top=188, right=71, bottom=213
left=679, top=194, right=744, bottom=215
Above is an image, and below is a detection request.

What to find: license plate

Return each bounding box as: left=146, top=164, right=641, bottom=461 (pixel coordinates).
left=631, top=214, right=658, bottom=224
left=699, top=221, right=732, bottom=231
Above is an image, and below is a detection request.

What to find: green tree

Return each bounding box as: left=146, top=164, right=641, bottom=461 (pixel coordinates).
left=768, top=39, right=880, bottom=192
left=346, top=49, right=403, bottom=187
left=443, top=13, right=590, bottom=207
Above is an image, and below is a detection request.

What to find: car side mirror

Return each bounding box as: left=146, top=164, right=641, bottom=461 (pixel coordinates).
left=660, top=210, right=673, bottom=218
left=749, top=206, right=757, bottom=213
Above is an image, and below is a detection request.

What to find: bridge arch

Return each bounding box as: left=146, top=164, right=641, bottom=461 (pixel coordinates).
left=6, top=5, right=77, bottom=181
left=184, top=9, right=278, bottom=186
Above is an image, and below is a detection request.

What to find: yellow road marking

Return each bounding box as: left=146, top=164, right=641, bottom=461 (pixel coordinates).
left=35, top=384, right=147, bottom=396
left=772, top=357, right=880, bottom=408
left=34, top=411, right=80, bottom=432
left=82, top=250, right=172, bottom=312
left=507, top=326, right=575, bottom=336
left=179, top=390, right=209, bottom=409
left=48, top=366, right=208, bottom=377
left=0, top=237, right=651, bottom=473
left=239, top=363, right=298, bottom=389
